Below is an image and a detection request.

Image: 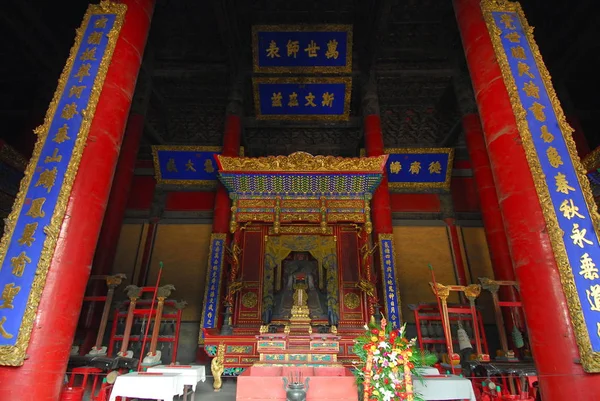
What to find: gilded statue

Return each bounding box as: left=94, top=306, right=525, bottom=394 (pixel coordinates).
left=211, top=343, right=225, bottom=391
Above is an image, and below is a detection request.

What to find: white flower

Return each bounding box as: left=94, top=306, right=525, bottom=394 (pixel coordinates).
left=389, top=351, right=397, bottom=360
left=373, top=350, right=381, bottom=355
left=378, top=341, right=390, bottom=349
left=373, top=374, right=380, bottom=380
left=364, top=324, right=369, bottom=330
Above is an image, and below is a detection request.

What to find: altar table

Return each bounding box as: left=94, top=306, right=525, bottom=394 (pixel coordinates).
left=147, top=365, right=206, bottom=391
left=414, top=375, right=476, bottom=401
left=109, top=372, right=184, bottom=401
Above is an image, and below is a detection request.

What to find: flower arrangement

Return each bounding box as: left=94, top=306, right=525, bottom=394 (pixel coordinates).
left=353, top=318, right=437, bottom=401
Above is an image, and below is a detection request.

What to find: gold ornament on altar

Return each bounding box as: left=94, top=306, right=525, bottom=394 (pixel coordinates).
left=242, top=292, right=258, bottom=308
left=344, top=292, right=360, bottom=310
left=217, top=151, right=387, bottom=173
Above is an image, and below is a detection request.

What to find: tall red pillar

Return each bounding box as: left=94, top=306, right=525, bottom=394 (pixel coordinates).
left=0, top=1, right=155, bottom=399
left=362, top=75, right=393, bottom=236
left=453, top=68, right=525, bottom=346
left=454, top=0, right=600, bottom=397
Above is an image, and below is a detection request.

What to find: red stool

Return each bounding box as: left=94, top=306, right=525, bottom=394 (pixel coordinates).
left=68, top=367, right=103, bottom=399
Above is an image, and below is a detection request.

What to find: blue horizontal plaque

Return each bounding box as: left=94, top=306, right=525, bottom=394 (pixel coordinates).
left=0, top=3, right=125, bottom=366
left=252, top=25, right=352, bottom=73
left=152, top=146, right=243, bottom=187
left=253, top=77, right=351, bottom=121
left=486, top=2, right=600, bottom=371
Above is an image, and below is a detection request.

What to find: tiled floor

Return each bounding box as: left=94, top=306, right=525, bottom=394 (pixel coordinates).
left=191, top=377, right=237, bottom=401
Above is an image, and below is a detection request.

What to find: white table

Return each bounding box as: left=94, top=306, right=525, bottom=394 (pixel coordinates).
left=414, top=375, right=476, bottom=401
left=109, top=372, right=184, bottom=401
left=147, top=365, right=206, bottom=400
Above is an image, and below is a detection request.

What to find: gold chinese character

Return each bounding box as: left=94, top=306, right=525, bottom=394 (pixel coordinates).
left=271, top=92, right=282, bottom=107
left=555, top=172, right=575, bottom=194
left=571, top=223, right=593, bottom=248
left=505, top=32, right=521, bottom=43
left=517, top=62, right=535, bottom=78
left=523, top=81, right=540, bottom=99
left=26, top=198, right=46, bottom=218
left=44, top=148, right=62, bottom=164
left=500, top=14, right=515, bottom=29
left=204, top=159, right=214, bottom=173
left=287, top=40, right=299, bottom=58
left=389, top=161, right=401, bottom=174
left=540, top=125, right=554, bottom=143
left=166, top=158, right=177, bottom=172
left=288, top=92, right=299, bottom=107
left=409, top=161, right=421, bottom=174
left=579, top=253, right=598, bottom=280
left=547, top=146, right=563, bottom=168
left=69, top=85, right=86, bottom=99
left=586, top=284, right=600, bottom=312
left=61, top=103, right=78, bottom=120
left=185, top=159, right=196, bottom=172
left=94, top=16, right=108, bottom=29
left=0, top=317, right=13, bottom=339
left=560, top=199, right=584, bottom=220
left=511, top=46, right=526, bottom=60
left=428, top=161, right=442, bottom=174
left=35, top=167, right=57, bottom=193
left=304, top=40, right=320, bottom=58
left=529, top=102, right=546, bottom=122
left=88, top=31, right=103, bottom=45
left=74, top=63, right=91, bottom=83
left=305, top=92, right=316, bottom=107
left=321, top=92, right=334, bottom=107
left=266, top=40, right=280, bottom=58
left=0, top=283, right=20, bottom=309
left=325, top=39, right=339, bottom=59
left=11, top=251, right=31, bottom=277
left=53, top=124, right=71, bottom=144
left=80, top=47, right=97, bottom=61
left=17, top=222, right=38, bottom=247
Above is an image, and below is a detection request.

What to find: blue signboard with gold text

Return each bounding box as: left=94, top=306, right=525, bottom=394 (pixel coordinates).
left=152, top=146, right=244, bottom=187
left=252, top=25, right=352, bottom=73
left=0, top=3, right=125, bottom=366
left=484, top=1, right=600, bottom=371
left=379, top=234, right=401, bottom=329
left=253, top=77, right=351, bottom=121
left=200, top=233, right=226, bottom=337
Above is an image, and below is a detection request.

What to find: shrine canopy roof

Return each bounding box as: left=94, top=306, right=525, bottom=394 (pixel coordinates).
left=215, top=151, right=388, bottom=199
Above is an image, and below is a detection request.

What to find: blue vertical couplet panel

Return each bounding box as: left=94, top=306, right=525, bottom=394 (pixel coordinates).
left=252, top=25, right=352, bottom=73
left=379, top=234, right=401, bottom=329
left=0, top=3, right=126, bottom=366
left=253, top=77, right=352, bottom=121
left=485, top=2, right=600, bottom=371
left=200, top=233, right=227, bottom=339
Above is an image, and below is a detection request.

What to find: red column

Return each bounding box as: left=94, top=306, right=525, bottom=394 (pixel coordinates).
left=454, top=0, right=600, bottom=397
left=364, top=115, right=393, bottom=235
left=444, top=218, right=468, bottom=286
left=462, top=113, right=525, bottom=343
left=212, top=114, right=241, bottom=234
left=0, top=1, right=155, bottom=399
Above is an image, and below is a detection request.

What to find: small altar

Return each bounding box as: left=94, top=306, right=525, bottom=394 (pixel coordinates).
left=200, top=152, right=394, bottom=388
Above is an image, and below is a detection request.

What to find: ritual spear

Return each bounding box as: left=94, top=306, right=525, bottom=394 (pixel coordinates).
left=138, top=261, right=164, bottom=371
left=428, top=264, right=456, bottom=375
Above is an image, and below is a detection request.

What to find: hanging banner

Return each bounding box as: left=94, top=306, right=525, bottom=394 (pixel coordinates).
left=200, top=233, right=226, bottom=339
left=253, top=77, right=352, bottom=121
left=151, top=146, right=244, bottom=188
left=252, top=25, right=352, bottom=73
left=483, top=0, right=600, bottom=372
left=379, top=234, right=401, bottom=329
left=0, top=2, right=126, bottom=366
left=360, top=148, right=454, bottom=191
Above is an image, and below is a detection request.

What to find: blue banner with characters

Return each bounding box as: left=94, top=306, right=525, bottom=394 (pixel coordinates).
left=0, top=4, right=125, bottom=366
left=253, top=77, right=351, bottom=121
left=379, top=234, right=401, bottom=329
left=152, top=146, right=243, bottom=187
left=201, top=234, right=226, bottom=333
left=491, top=9, right=600, bottom=358
left=252, top=25, right=352, bottom=73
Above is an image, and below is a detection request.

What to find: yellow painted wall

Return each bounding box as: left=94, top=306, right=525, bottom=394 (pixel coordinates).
left=393, top=226, right=459, bottom=322
left=460, top=226, right=497, bottom=324
left=111, top=223, right=145, bottom=303
left=147, top=224, right=213, bottom=321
